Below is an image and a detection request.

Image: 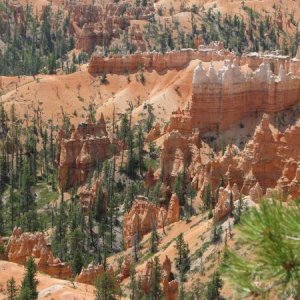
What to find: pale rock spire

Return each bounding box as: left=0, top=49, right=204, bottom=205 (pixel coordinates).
left=208, top=62, right=219, bottom=83
left=192, top=62, right=208, bottom=87
left=278, top=64, right=287, bottom=81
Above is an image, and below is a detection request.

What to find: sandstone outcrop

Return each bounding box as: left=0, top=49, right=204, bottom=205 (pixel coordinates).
left=214, top=184, right=240, bottom=221
left=7, top=228, right=71, bottom=279
left=57, top=116, right=111, bottom=190
left=146, top=123, right=162, bottom=142
left=160, top=129, right=201, bottom=184
left=137, top=256, right=178, bottom=300
left=195, top=114, right=300, bottom=202
left=75, top=263, right=104, bottom=284
left=190, top=60, right=300, bottom=134
left=77, top=177, right=107, bottom=212
left=88, top=46, right=232, bottom=74
left=123, top=195, right=180, bottom=248
left=69, top=1, right=154, bottom=53
left=117, top=255, right=131, bottom=281
left=162, top=256, right=179, bottom=300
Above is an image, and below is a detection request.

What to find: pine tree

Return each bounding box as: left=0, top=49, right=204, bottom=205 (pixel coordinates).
left=173, top=172, right=185, bottom=206
left=6, top=277, right=18, bottom=300
left=175, top=233, right=190, bottom=280
left=149, top=256, right=162, bottom=300
left=94, top=271, right=121, bottom=300
left=19, top=257, right=38, bottom=300
left=0, top=193, right=4, bottom=235
left=150, top=226, right=159, bottom=254
left=206, top=272, right=223, bottom=300
left=203, top=183, right=212, bottom=210
left=221, top=200, right=300, bottom=298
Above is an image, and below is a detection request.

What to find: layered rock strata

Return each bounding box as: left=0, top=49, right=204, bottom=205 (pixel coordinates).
left=88, top=46, right=232, bottom=74
left=190, top=61, right=300, bottom=133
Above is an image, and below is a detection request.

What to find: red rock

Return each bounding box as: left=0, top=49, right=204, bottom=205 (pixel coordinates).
left=117, top=255, right=131, bottom=281
left=7, top=228, right=71, bottom=279
left=214, top=185, right=239, bottom=221
left=88, top=48, right=232, bottom=75
left=162, top=256, right=179, bottom=300
left=190, top=61, right=300, bottom=134
left=123, top=195, right=180, bottom=248
left=57, top=117, right=111, bottom=190
left=75, top=263, right=104, bottom=284
left=137, top=256, right=178, bottom=299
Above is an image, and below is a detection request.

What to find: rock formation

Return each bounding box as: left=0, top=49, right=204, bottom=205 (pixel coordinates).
left=57, top=116, right=111, bottom=190
left=159, top=129, right=201, bottom=184
left=162, top=256, right=179, bottom=300
left=7, top=228, right=71, bottom=279
left=75, top=263, right=104, bottom=284
left=195, top=114, right=300, bottom=203
left=190, top=60, right=300, bottom=134
left=117, top=255, right=131, bottom=281
left=137, top=256, right=178, bottom=299
left=88, top=46, right=232, bottom=74
left=69, top=0, right=154, bottom=53
left=213, top=183, right=240, bottom=221
left=123, top=195, right=180, bottom=248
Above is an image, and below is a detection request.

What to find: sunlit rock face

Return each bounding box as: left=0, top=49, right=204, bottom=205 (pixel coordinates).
left=7, top=228, right=72, bottom=279
left=190, top=60, right=300, bottom=134
left=57, top=115, right=111, bottom=190
left=123, top=195, right=180, bottom=248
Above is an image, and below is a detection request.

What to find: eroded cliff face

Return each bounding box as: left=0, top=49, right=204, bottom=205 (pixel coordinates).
left=88, top=45, right=233, bottom=74
left=190, top=60, right=300, bottom=134
left=57, top=115, right=111, bottom=190
left=123, top=195, right=180, bottom=248
left=197, top=114, right=300, bottom=203
left=7, top=228, right=71, bottom=279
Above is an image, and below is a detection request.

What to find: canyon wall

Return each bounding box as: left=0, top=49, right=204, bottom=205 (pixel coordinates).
left=190, top=60, right=300, bottom=134
left=88, top=45, right=233, bottom=74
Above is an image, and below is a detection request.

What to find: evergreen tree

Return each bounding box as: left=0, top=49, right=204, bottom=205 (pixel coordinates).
left=94, top=271, right=121, bottom=300
left=222, top=200, right=300, bottom=298
left=149, top=256, right=162, bottom=300
left=6, top=277, right=18, bottom=300
left=149, top=226, right=159, bottom=254
left=19, top=257, right=38, bottom=300
left=175, top=233, right=190, bottom=280
left=206, top=272, right=223, bottom=300
left=174, top=172, right=185, bottom=206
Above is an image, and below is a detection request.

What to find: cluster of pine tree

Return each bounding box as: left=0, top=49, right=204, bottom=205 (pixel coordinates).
left=0, top=4, right=88, bottom=76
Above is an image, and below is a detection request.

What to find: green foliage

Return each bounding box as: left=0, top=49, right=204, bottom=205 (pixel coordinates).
left=6, top=277, right=18, bottom=300
left=175, top=233, right=190, bottom=280
left=203, top=183, right=212, bottom=210
left=206, top=272, right=223, bottom=300
left=201, top=7, right=295, bottom=55
left=0, top=5, right=76, bottom=75
left=19, top=257, right=38, bottom=300
left=94, top=271, right=121, bottom=300
left=149, top=227, right=159, bottom=254
left=149, top=256, right=162, bottom=299
left=222, top=200, right=300, bottom=298
left=211, top=225, right=222, bottom=244
left=174, top=172, right=185, bottom=206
